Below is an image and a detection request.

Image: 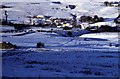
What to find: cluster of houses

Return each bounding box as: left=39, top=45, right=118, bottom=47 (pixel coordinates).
left=24, top=15, right=52, bottom=26
left=1, top=12, right=120, bottom=32
left=1, top=3, right=120, bottom=32
left=23, top=14, right=104, bottom=28
left=23, top=14, right=73, bottom=28
left=50, top=18, right=73, bottom=28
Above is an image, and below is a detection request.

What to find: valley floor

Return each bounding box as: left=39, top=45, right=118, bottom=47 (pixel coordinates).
left=1, top=31, right=119, bottom=77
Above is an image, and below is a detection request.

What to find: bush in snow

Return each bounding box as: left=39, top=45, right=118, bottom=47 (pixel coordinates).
left=25, top=65, right=34, bottom=68
left=0, top=42, right=17, bottom=49
left=26, top=61, right=48, bottom=65
left=115, top=44, right=120, bottom=47
left=109, top=43, right=112, bottom=47
left=93, top=15, right=104, bottom=23
left=98, top=25, right=113, bottom=32
left=67, top=31, right=72, bottom=37
left=98, top=17, right=104, bottom=22
left=37, top=42, right=45, bottom=48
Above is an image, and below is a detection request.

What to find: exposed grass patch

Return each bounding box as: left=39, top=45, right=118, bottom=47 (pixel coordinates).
left=97, top=55, right=117, bottom=58
left=79, top=70, right=92, bottom=75
left=25, top=65, right=34, bottom=68
left=94, top=71, right=104, bottom=76
left=26, top=61, right=49, bottom=65
left=41, top=67, right=61, bottom=72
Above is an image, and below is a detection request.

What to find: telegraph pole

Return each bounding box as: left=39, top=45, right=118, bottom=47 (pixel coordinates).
left=4, top=10, right=8, bottom=24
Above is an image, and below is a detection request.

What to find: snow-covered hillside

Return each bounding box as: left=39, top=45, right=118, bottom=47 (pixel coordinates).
left=0, top=0, right=119, bottom=22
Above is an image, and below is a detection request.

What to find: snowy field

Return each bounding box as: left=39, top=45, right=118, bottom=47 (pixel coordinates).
left=1, top=30, right=119, bottom=77
left=0, top=0, right=119, bottom=22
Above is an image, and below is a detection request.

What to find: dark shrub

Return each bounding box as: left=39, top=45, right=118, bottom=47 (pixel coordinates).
left=13, top=45, right=17, bottom=48
left=37, top=42, right=45, bottom=48
left=115, top=44, right=120, bottom=47
left=109, top=43, right=112, bottom=47
left=93, top=15, right=99, bottom=23
left=75, top=25, right=82, bottom=28
left=63, top=27, right=72, bottom=30
left=98, top=25, right=112, bottom=32
left=98, top=17, right=104, bottom=22
left=87, top=16, right=92, bottom=21
left=80, top=16, right=92, bottom=23
left=0, top=42, right=17, bottom=49
left=67, top=31, right=72, bottom=37
left=94, top=15, right=99, bottom=19
left=80, top=16, right=89, bottom=22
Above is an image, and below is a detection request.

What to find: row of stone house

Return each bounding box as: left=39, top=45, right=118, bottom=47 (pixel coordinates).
left=2, top=9, right=120, bottom=31
left=22, top=14, right=120, bottom=31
